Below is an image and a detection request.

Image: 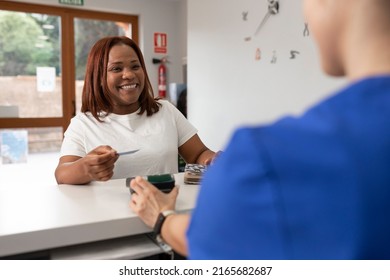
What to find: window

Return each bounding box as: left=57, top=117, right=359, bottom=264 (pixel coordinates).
left=0, top=2, right=138, bottom=159
left=73, top=17, right=134, bottom=112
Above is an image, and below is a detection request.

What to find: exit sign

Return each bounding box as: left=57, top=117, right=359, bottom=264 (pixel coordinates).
left=59, top=0, right=84, bottom=6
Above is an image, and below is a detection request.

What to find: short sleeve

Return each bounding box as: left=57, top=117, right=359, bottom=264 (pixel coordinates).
left=161, top=100, right=198, bottom=146
left=60, top=115, right=87, bottom=157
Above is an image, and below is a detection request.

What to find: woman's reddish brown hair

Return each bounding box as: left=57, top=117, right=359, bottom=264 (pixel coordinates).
left=81, top=36, right=160, bottom=121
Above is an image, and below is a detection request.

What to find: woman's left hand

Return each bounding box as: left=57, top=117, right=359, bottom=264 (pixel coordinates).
left=203, top=150, right=223, bottom=165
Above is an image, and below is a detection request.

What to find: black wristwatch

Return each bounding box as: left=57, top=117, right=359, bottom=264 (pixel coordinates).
left=153, top=210, right=176, bottom=238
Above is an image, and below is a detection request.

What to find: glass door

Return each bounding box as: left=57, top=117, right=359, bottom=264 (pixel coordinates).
left=0, top=8, right=63, bottom=169
left=74, top=18, right=133, bottom=113
left=0, top=10, right=62, bottom=119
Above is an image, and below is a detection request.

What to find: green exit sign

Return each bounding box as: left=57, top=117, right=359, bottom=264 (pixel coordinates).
left=59, top=0, right=84, bottom=6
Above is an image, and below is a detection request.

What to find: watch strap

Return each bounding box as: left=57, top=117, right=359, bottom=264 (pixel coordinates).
left=153, top=210, right=176, bottom=236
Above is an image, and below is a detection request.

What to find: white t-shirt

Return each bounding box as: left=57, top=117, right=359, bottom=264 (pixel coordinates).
left=60, top=100, right=197, bottom=179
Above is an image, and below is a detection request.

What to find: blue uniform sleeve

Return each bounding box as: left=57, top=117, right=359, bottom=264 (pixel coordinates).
left=186, top=127, right=288, bottom=259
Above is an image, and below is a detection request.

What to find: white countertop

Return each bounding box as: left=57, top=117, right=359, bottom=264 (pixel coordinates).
left=0, top=173, right=199, bottom=257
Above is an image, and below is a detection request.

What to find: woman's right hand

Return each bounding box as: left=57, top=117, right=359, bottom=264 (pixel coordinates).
left=55, top=145, right=119, bottom=184
left=82, top=145, right=119, bottom=181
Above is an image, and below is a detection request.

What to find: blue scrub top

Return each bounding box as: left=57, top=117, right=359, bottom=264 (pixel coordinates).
left=187, top=76, right=390, bottom=260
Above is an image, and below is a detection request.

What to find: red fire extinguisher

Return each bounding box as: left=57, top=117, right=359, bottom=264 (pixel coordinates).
left=153, top=57, right=168, bottom=98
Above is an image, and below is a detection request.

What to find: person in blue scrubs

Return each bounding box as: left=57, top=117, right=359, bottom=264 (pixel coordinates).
left=130, top=0, right=390, bottom=259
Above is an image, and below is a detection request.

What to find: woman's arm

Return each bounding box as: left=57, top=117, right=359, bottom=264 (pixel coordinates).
left=55, top=145, right=119, bottom=184
left=179, top=134, right=217, bottom=165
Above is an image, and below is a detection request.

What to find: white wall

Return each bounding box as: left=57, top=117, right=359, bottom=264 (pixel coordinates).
left=187, top=0, right=347, bottom=151
left=7, top=0, right=187, bottom=95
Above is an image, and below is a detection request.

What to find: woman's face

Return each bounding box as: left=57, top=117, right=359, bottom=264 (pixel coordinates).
left=106, top=43, right=145, bottom=114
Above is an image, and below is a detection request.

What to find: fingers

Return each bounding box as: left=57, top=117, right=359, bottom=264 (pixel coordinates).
left=130, top=178, right=179, bottom=205
left=83, top=163, right=114, bottom=181
left=129, top=177, right=144, bottom=197
left=82, top=146, right=119, bottom=181
left=169, top=185, right=179, bottom=200
left=91, top=145, right=117, bottom=155
left=129, top=197, right=138, bottom=213
left=94, top=152, right=119, bottom=166
left=87, top=146, right=118, bottom=164
left=93, top=165, right=115, bottom=181
left=204, top=150, right=223, bottom=165
left=130, top=178, right=154, bottom=207
left=130, top=176, right=159, bottom=193
left=129, top=176, right=178, bottom=228
left=203, top=157, right=212, bottom=165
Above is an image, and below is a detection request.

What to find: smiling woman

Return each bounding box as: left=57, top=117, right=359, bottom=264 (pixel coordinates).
left=106, top=44, right=146, bottom=115
left=81, top=37, right=159, bottom=121
left=54, top=36, right=218, bottom=185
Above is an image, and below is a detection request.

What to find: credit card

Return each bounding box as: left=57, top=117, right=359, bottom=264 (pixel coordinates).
left=117, top=149, right=140, bottom=156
